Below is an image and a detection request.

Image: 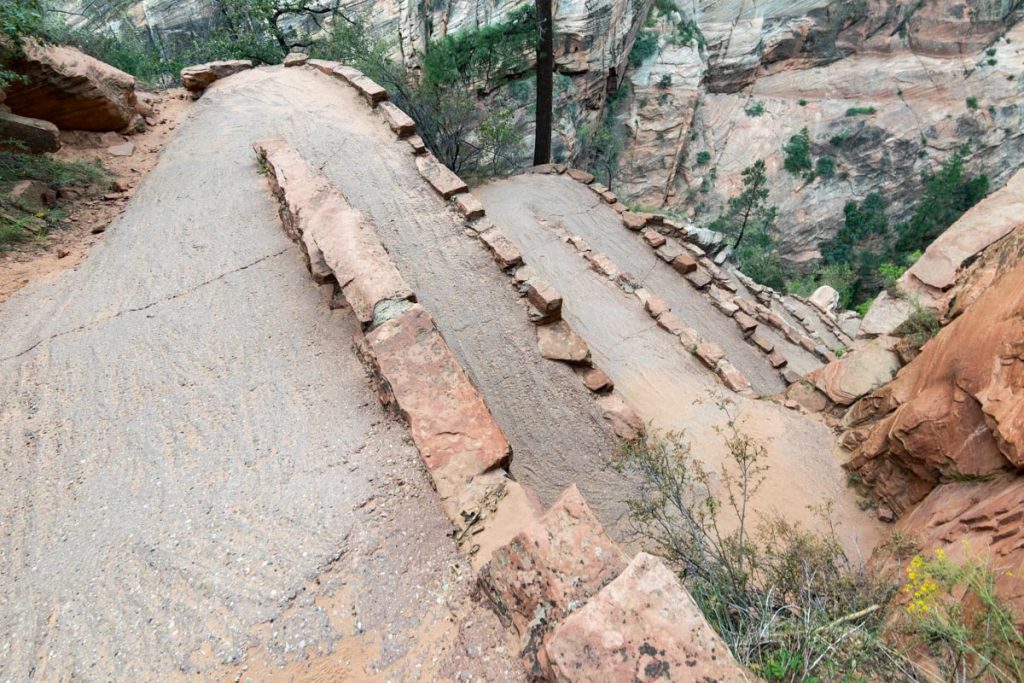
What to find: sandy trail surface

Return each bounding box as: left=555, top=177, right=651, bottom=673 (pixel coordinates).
left=0, top=67, right=523, bottom=681
left=477, top=174, right=882, bottom=555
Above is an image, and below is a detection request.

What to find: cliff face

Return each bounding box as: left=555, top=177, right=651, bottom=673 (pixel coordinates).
left=60, top=0, right=1024, bottom=259
left=836, top=183, right=1024, bottom=612
left=616, top=0, right=1024, bottom=258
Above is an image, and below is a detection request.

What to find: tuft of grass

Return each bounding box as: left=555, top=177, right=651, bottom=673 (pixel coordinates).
left=0, top=150, right=108, bottom=186
left=892, top=301, right=941, bottom=351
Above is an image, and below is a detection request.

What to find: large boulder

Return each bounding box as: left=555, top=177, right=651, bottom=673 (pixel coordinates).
left=5, top=40, right=138, bottom=132
left=0, top=111, right=60, bottom=153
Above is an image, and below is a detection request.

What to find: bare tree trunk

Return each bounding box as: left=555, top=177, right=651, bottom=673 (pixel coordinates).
left=533, top=0, right=553, bottom=165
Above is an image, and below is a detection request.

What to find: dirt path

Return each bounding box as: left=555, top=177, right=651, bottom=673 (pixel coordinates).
left=0, top=67, right=521, bottom=681
left=477, top=175, right=882, bottom=554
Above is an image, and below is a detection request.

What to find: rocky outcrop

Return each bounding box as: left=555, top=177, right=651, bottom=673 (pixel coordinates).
left=5, top=40, right=138, bottom=132
left=844, top=256, right=1024, bottom=514
left=179, top=60, right=253, bottom=95
left=862, top=167, right=1024, bottom=335
left=0, top=111, right=60, bottom=153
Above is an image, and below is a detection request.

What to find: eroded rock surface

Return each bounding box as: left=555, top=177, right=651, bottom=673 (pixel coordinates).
left=845, top=259, right=1024, bottom=514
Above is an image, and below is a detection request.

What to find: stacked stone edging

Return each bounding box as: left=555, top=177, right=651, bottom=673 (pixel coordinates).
left=541, top=211, right=755, bottom=395
left=541, top=165, right=838, bottom=385
left=261, top=66, right=754, bottom=681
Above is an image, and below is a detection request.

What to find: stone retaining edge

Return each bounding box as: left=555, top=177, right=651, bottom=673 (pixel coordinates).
left=271, top=66, right=754, bottom=681
left=539, top=164, right=837, bottom=382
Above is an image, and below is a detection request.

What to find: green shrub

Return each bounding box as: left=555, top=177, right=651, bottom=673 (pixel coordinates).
left=612, top=426, right=907, bottom=681
left=657, top=74, right=672, bottom=88
left=815, top=156, right=836, bottom=179
left=798, top=98, right=808, bottom=106
left=901, top=549, right=1024, bottom=683
left=695, top=150, right=711, bottom=165
left=744, top=101, right=765, bottom=117
left=783, top=127, right=812, bottom=177
left=629, top=31, right=659, bottom=67
left=422, top=5, right=536, bottom=91
left=892, top=302, right=941, bottom=351
left=895, top=143, right=989, bottom=253
left=966, top=96, right=979, bottom=109
left=0, top=0, right=45, bottom=89
left=845, top=106, right=877, bottom=116
left=675, top=20, right=704, bottom=48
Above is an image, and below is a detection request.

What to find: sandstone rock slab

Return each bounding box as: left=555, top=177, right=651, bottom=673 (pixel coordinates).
left=597, top=394, right=644, bottom=441
left=581, top=367, right=614, bottom=393
left=378, top=101, right=416, bottom=137
left=479, top=485, right=626, bottom=671
left=454, top=192, right=485, bottom=220
left=544, top=552, right=752, bottom=682
left=180, top=60, right=252, bottom=95
left=416, top=153, right=468, bottom=198
left=362, top=305, right=511, bottom=495
left=0, top=111, right=60, bottom=153
left=537, top=321, right=591, bottom=365
left=479, top=228, right=523, bottom=270
left=283, top=52, right=308, bottom=67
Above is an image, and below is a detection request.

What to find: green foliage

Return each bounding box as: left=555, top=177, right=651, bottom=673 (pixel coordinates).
left=829, top=129, right=850, bottom=147
left=629, top=30, right=659, bottom=67
left=845, top=106, right=876, bottom=116
left=895, top=143, right=989, bottom=254
left=612, top=426, right=907, bottom=681
left=0, top=0, right=45, bottom=89
left=0, top=149, right=108, bottom=251
left=710, top=159, right=774, bottom=249
left=966, top=96, right=979, bottom=109
left=578, top=116, right=622, bottom=189
left=653, top=0, right=676, bottom=15
left=892, top=301, right=941, bottom=351
left=798, top=98, right=808, bottom=106
left=0, top=150, right=107, bottom=186
left=783, top=127, right=812, bottom=177
left=421, top=5, right=536, bottom=91
left=695, top=150, right=711, bottom=166
left=786, top=264, right=857, bottom=309
left=744, top=101, right=765, bottom=117
left=815, top=156, right=836, bottom=179
left=674, top=20, right=704, bottom=48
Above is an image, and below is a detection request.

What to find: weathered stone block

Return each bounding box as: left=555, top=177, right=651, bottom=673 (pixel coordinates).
left=479, top=485, right=626, bottom=672
left=479, top=228, right=523, bottom=271
left=544, top=553, right=752, bottom=682
left=416, top=153, right=468, bottom=198
left=378, top=101, right=416, bottom=137
left=362, top=305, right=511, bottom=493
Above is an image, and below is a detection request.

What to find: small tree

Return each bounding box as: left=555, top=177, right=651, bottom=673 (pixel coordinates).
left=711, top=159, right=774, bottom=250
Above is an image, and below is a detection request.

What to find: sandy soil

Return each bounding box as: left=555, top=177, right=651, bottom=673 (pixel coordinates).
left=477, top=174, right=883, bottom=556
left=0, top=68, right=522, bottom=680
left=0, top=89, right=191, bottom=303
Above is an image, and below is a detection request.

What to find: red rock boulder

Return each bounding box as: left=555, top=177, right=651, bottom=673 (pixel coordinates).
left=5, top=40, right=138, bottom=132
